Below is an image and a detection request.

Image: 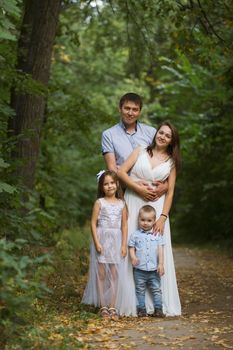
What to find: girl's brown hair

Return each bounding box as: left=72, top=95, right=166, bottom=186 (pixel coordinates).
left=97, top=170, right=124, bottom=199
left=147, top=121, right=181, bottom=171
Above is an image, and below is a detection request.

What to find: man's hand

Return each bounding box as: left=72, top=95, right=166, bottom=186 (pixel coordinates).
left=136, top=180, right=150, bottom=188
left=151, top=180, right=168, bottom=199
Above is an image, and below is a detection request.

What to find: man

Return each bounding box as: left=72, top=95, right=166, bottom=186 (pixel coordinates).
left=102, top=92, right=155, bottom=171
left=101, top=92, right=167, bottom=200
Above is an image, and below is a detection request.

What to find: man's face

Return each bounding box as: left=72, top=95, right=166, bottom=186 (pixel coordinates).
left=119, top=101, right=141, bottom=128
left=138, top=212, right=156, bottom=232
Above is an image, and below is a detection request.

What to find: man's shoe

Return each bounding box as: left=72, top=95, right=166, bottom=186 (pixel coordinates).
left=137, top=308, right=147, bottom=317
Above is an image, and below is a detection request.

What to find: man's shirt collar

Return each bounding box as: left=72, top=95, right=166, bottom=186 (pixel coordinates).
left=119, top=120, right=138, bottom=133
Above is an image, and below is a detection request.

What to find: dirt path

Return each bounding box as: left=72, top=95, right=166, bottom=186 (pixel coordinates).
left=80, top=247, right=233, bottom=349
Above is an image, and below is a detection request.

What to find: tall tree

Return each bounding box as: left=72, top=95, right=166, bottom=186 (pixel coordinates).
left=8, top=0, right=61, bottom=189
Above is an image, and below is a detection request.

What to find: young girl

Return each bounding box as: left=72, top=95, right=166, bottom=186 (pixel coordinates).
left=82, top=170, right=127, bottom=318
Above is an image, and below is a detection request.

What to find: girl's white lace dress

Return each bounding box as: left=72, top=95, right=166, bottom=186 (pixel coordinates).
left=82, top=198, right=125, bottom=307
left=116, top=148, right=181, bottom=316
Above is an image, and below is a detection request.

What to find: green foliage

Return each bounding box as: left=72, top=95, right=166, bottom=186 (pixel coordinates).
left=105, top=0, right=233, bottom=243
left=35, top=2, right=151, bottom=230
left=1, top=0, right=233, bottom=347
left=55, top=226, right=90, bottom=269
left=31, top=0, right=233, bottom=244
left=3, top=225, right=95, bottom=349
left=0, top=158, right=16, bottom=194
left=0, top=0, right=232, bottom=261
left=0, top=238, right=51, bottom=323
left=0, top=0, right=22, bottom=130
left=150, top=35, right=233, bottom=242
left=0, top=0, right=21, bottom=41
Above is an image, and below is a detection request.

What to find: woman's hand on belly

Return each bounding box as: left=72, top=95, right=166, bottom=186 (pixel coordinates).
left=134, top=181, right=158, bottom=201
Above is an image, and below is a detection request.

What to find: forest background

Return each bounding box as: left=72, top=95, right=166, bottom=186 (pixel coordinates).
left=0, top=0, right=233, bottom=348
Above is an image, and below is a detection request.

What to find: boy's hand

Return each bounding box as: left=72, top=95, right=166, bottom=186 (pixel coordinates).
left=158, top=264, right=165, bottom=276
left=131, top=257, right=140, bottom=267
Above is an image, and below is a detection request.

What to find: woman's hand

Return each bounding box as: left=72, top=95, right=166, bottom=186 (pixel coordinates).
left=95, top=242, right=102, bottom=254
left=154, top=216, right=167, bottom=235
left=158, top=263, right=165, bottom=276
left=136, top=183, right=158, bottom=202
left=136, top=180, right=168, bottom=202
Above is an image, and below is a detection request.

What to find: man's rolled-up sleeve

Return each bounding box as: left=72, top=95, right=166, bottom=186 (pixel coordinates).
left=101, top=130, right=114, bottom=155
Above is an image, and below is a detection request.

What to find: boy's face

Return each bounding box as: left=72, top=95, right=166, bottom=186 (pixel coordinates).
left=138, top=211, right=156, bottom=232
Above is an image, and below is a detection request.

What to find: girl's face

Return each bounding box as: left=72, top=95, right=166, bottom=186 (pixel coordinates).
left=103, top=175, right=117, bottom=196
left=155, top=125, right=172, bottom=149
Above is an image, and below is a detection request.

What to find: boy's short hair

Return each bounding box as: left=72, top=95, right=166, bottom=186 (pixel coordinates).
left=119, top=92, right=143, bottom=110
left=139, top=205, right=156, bottom=219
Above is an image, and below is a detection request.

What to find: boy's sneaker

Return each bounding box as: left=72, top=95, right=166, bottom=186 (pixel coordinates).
left=137, top=308, right=147, bottom=317
left=153, top=309, right=165, bottom=318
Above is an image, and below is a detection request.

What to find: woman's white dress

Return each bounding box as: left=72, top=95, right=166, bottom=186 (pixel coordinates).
left=116, top=148, right=181, bottom=316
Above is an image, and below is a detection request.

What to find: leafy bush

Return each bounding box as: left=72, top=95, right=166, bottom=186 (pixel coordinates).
left=0, top=238, right=51, bottom=344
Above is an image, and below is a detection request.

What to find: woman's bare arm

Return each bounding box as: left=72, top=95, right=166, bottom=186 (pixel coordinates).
left=117, top=147, right=157, bottom=201
left=157, top=245, right=165, bottom=276
left=154, top=167, right=177, bottom=234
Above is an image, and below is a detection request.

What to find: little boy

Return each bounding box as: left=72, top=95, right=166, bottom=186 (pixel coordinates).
left=128, top=205, right=165, bottom=317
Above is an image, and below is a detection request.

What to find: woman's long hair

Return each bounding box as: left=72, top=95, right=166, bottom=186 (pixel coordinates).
left=147, top=121, right=181, bottom=171
left=97, top=170, right=124, bottom=199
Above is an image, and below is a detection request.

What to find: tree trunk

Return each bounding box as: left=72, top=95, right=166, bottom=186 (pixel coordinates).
left=8, top=0, right=61, bottom=190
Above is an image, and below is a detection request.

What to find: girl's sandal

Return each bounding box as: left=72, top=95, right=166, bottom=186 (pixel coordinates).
left=108, top=307, right=119, bottom=320
left=100, top=307, right=110, bottom=319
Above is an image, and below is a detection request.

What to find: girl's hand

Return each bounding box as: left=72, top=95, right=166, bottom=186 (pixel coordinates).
left=154, top=216, right=166, bottom=235
left=121, top=245, right=127, bottom=257
left=158, top=264, right=165, bottom=276
left=95, top=242, right=102, bottom=254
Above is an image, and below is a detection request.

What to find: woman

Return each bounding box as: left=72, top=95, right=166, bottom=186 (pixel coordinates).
left=116, top=121, right=181, bottom=316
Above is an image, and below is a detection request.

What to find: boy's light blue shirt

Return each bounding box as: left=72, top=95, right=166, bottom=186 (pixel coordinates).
left=128, top=229, right=165, bottom=271
left=102, top=121, right=156, bottom=167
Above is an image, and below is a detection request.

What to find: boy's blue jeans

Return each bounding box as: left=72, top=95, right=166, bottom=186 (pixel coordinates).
left=133, top=268, right=162, bottom=311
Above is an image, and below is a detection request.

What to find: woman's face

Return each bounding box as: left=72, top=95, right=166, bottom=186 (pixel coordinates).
left=155, top=125, right=172, bottom=149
